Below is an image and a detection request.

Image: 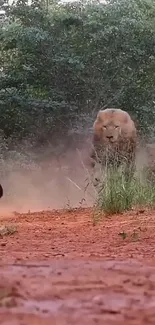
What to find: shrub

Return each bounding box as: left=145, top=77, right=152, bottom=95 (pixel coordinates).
left=95, top=166, right=155, bottom=215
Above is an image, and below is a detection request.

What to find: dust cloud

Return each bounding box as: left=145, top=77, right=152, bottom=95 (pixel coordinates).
left=0, top=141, right=96, bottom=214
left=0, top=133, right=154, bottom=215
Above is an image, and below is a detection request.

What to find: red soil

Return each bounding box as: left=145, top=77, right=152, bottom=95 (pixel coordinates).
left=0, top=207, right=155, bottom=324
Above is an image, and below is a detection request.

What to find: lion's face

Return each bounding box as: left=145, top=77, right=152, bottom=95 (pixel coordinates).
left=93, top=108, right=135, bottom=145
left=100, top=122, right=121, bottom=143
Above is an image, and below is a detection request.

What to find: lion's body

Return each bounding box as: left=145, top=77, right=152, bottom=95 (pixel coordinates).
left=90, top=108, right=137, bottom=176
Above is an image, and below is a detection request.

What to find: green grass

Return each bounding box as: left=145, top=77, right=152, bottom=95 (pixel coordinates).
left=95, top=166, right=155, bottom=215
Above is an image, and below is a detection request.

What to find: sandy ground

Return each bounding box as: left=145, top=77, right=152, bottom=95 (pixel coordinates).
left=0, top=207, right=155, bottom=324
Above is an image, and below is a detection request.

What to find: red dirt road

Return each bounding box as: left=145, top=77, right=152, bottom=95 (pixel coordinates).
left=0, top=208, right=155, bottom=324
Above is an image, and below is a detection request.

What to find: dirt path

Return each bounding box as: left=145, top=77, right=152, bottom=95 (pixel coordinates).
left=0, top=208, right=155, bottom=324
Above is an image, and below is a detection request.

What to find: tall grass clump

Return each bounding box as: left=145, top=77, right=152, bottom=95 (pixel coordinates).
left=95, top=166, right=155, bottom=215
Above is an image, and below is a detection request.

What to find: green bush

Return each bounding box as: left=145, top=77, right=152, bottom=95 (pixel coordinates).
left=96, top=166, right=155, bottom=215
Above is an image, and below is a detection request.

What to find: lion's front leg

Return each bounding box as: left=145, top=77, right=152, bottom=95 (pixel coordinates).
left=119, top=140, right=137, bottom=183
left=89, top=148, right=101, bottom=168
left=124, top=152, right=136, bottom=183
left=88, top=145, right=108, bottom=189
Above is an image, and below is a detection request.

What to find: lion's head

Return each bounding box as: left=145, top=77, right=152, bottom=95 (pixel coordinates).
left=89, top=108, right=137, bottom=169
left=93, top=108, right=136, bottom=144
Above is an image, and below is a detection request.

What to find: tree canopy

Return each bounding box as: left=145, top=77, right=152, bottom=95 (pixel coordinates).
left=1, top=0, right=155, bottom=145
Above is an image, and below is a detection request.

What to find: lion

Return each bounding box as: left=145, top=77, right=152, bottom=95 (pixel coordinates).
left=89, top=108, right=137, bottom=182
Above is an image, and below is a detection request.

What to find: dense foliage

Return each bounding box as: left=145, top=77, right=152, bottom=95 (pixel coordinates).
left=1, top=0, right=155, bottom=145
